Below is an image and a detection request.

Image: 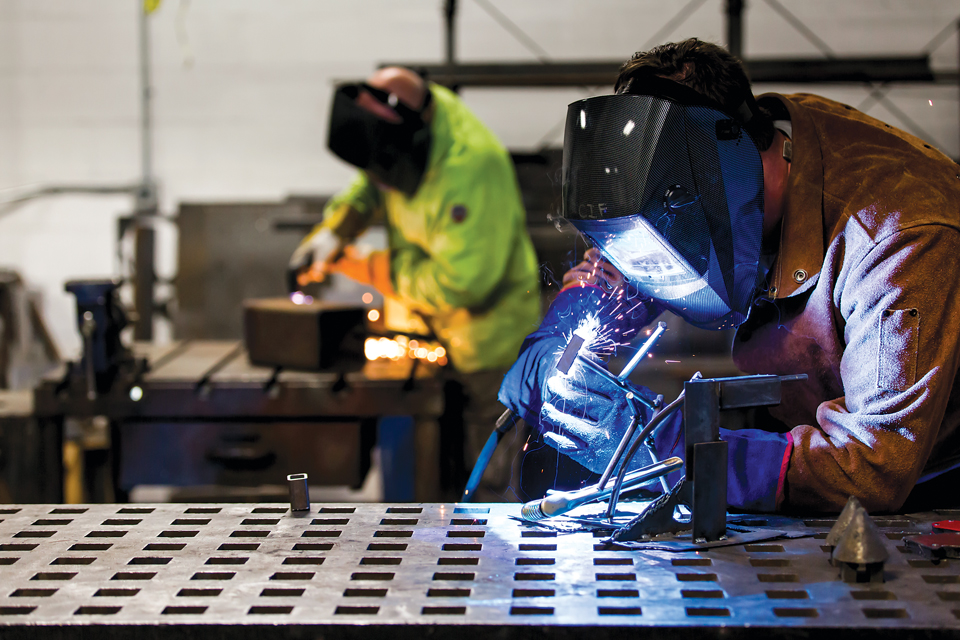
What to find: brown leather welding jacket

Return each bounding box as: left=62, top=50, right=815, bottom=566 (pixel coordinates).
left=731, top=92, right=960, bottom=513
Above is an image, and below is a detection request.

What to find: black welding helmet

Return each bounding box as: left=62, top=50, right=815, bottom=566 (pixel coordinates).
left=561, top=78, right=765, bottom=329
left=328, top=82, right=433, bottom=197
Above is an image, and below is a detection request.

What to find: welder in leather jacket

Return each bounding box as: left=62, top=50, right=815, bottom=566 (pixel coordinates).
left=499, top=38, right=960, bottom=514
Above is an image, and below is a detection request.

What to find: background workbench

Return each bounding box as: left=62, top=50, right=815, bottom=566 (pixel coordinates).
left=28, top=340, right=445, bottom=504
left=1, top=503, right=959, bottom=638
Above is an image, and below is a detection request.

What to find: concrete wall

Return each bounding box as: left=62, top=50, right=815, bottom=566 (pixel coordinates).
left=0, top=0, right=958, bottom=356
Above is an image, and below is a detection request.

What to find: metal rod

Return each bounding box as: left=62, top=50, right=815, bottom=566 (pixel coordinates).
left=139, top=0, right=153, bottom=187
left=520, top=456, right=683, bottom=521
left=385, top=57, right=938, bottom=88
left=136, top=1, right=158, bottom=342
left=82, top=311, right=97, bottom=401
left=595, top=411, right=640, bottom=491
left=646, top=434, right=673, bottom=494
left=640, top=0, right=711, bottom=52
left=472, top=0, right=551, bottom=63
left=725, top=0, right=744, bottom=58
left=133, top=225, right=155, bottom=341
left=444, top=0, right=456, bottom=66
left=618, top=321, right=667, bottom=382
left=762, top=0, right=836, bottom=58
left=576, top=355, right=657, bottom=411
left=605, top=393, right=686, bottom=521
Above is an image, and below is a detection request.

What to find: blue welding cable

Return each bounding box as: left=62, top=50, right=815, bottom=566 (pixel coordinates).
left=462, top=408, right=518, bottom=502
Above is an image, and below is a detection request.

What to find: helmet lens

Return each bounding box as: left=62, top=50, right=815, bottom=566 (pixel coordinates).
left=562, top=93, right=765, bottom=329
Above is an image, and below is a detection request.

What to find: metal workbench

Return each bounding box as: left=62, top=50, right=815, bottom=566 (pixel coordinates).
left=1, top=502, right=959, bottom=638
left=34, top=340, right=443, bottom=423
left=28, top=341, right=445, bottom=503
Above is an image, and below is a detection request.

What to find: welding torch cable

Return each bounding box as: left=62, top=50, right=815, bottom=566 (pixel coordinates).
left=462, top=408, right=519, bottom=502
left=462, top=326, right=604, bottom=502
left=604, top=391, right=686, bottom=520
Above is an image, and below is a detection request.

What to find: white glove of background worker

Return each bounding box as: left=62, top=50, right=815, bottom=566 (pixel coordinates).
left=287, top=227, right=343, bottom=290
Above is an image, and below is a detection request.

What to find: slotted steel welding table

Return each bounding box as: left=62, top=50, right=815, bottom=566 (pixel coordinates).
left=1, top=503, right=959, bottom=638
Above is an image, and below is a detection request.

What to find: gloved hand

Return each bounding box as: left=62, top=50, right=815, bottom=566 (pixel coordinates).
left=288, top=227, right=343, bottom=291
left=645, top=394, right=793, bottom=512
left=538, top=353, right=661, bottom=473
left=498, top=282, right=663, bottom=473
left=328, top=246, right=395, bottom=297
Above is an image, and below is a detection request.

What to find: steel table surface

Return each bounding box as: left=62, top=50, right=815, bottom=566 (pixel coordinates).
left=1, top=503, right=959, bottom=639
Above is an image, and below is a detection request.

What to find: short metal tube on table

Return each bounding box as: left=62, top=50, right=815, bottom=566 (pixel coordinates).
left=287, top=473, right=310, bottom=511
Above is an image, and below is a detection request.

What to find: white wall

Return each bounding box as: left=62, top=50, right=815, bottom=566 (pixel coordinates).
left=1, top=0, right=958, bottom=357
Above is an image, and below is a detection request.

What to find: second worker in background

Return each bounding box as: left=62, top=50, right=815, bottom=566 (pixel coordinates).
left=291, top=66, right=541, bottom=501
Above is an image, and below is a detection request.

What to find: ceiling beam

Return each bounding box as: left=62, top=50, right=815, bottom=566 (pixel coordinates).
left=382, top=56, right=952, bottom=88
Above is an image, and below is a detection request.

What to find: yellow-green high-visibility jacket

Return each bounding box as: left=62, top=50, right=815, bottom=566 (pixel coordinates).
left=311, top=83, right=541, bottom=373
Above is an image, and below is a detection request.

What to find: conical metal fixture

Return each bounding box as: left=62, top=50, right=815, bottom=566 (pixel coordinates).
left=833, top=508, right=889, bottom=564
left=833, top=508, right=889, bottom=583
left=825, top=495, right=865, bottom=549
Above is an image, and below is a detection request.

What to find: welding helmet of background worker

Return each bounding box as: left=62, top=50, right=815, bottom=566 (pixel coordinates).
left=498, top=63, right=793, bottom=511
left=287, top=71, right=433, bottom=289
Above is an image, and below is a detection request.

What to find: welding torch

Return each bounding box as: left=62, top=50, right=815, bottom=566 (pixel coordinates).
left=519, top=376, right=689, bottom=523
left=521, top=321, right=680, bottom=521
left=462, top=321, right=668, bottom=502
left=521, top=455, right=683, bottom=521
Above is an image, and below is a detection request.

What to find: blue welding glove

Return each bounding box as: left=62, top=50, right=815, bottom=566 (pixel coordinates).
left=648, top=406, right=793, bottom=513
left=722, top=428, right=792, bottom=512
left=538, top=354, right=662, bottom=473
left=498, top=283, right=663, bottom=473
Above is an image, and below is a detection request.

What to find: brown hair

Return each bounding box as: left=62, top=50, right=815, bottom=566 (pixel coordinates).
left=616, top=38, right=774, bottom=150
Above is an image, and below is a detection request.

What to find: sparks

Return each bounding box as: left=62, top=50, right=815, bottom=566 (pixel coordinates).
left=567, top=311, right=621, bottom=360
left=572, top=312, right=602, bottom=347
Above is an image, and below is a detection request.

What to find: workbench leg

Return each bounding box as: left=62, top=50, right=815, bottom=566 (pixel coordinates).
left=377, top=416, right=415, bottom=502
left=109, top=420, right=129, bottom=503
left=414, top=417, right=441, bottom=502
left=15, top=416, right=64, bottom=503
